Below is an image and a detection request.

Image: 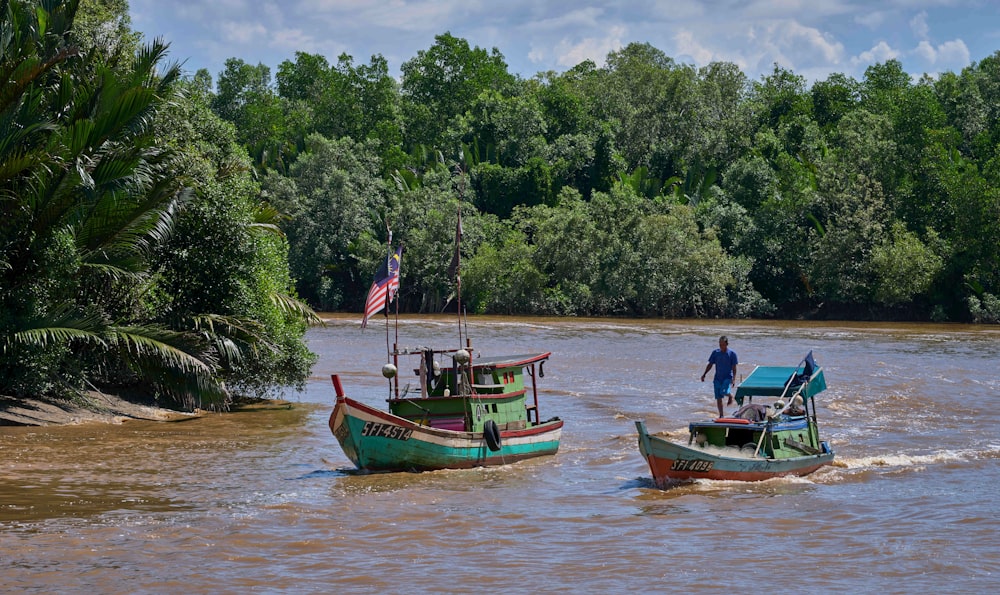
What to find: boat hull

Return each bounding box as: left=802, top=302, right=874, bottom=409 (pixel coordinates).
left=635, top=421, right=834, bottom=485
left=331, top=395, right=563, bottom=472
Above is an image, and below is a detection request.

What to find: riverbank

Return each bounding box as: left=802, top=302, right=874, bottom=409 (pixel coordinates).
left=0, top=392, right=199, bottom=426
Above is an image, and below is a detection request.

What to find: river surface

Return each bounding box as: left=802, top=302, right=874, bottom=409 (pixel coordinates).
left=2, top=316, right=998, bottom=594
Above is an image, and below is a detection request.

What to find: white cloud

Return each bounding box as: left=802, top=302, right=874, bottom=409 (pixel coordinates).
left=527, top=45, right=546, bottom=65
left=936, top=39, right=971, bottom=65
left=746, top=20, right=845, bottom=74
left=855, top=11, right=887, bottom=28
left=553, top=25, right=626, bottom=68
left=219, top=21, right=267, bottom=44
left=851, top=41, right=900, bottom=67
left=783, top=21, right=844, bottom=64
left=269, top=28, right=321, bottom=54
left=521, top=7, right=605, bottom=32
left=306, top=0, right=473, bottom=34
left=909, top=11, right=929, bottom=39
left=262, top=2, right=286, bottom=27
left=912, top=38, right=971, bottom=71
left=647, top=0, right=705, bottom=20
left=674, top=30, right=714, bottom=66
left=914, top=40, right=937, bottom=63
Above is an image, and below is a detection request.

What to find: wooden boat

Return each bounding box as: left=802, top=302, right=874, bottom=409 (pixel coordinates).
left=328, top=209, right=562, bottom=472
left=329, top=349, right=562, bottom=472
left=636, top=352, right=834, bottom=485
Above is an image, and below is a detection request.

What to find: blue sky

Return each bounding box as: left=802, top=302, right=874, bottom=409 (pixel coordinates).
left=129, top=1, right=1000, bottom=84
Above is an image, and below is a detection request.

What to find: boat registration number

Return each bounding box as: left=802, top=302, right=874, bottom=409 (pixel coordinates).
left=670, top=459, right=714, bottom=472
left=361, top=421, right=413, bottom=441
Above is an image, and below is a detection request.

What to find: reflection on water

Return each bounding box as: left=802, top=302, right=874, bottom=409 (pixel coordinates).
left=2, top=317, right=999, bottom=593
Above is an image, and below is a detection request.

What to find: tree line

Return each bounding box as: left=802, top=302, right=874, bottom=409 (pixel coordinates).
left=2, top=1, right=998, bottom=407
left=210, top=33, right=1000, bottom=324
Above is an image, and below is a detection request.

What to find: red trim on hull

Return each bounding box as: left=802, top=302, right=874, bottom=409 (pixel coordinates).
left=647, top=458, right=829, bottom=484
left=502, top=420, right=564, bottom=438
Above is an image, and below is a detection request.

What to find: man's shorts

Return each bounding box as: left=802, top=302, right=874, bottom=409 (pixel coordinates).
left=713, top=378, right=732, bottom=400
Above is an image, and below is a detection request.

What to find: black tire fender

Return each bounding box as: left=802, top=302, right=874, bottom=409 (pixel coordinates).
left=483, top=419, right=502, bottom=452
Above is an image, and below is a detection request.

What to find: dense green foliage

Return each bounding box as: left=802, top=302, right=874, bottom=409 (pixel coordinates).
left=0, top=0, right=316, bottom=407
left=205, top=33, right=999, bottom=323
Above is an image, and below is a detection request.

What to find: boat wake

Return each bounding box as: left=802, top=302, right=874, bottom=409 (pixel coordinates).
left=832, top=443, right=1000, bottom=472
left=633, top=473, right=821, bottom=498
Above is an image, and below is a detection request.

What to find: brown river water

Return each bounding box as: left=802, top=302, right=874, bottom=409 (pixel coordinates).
left=2, top=316, right=998, bottom=594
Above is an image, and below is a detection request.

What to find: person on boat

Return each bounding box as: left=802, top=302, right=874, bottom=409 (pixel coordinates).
left=701, top=335, right=738, bottom=417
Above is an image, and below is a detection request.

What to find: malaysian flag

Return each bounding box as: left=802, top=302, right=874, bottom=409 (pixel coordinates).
left=361, top=245, right=402, bottom=329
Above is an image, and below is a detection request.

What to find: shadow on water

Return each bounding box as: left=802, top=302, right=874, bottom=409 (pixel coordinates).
left=292, top=468, right=349, bottom=480
left=618, top=476, right=655, bottom=491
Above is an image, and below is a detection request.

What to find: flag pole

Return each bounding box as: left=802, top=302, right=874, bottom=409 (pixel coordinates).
left=384, top=228, right=392, bottom=362
left=455, top=206, right=463, bottom=349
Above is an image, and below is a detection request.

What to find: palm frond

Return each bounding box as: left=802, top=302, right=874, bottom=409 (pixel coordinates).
left=249, top=201, right=286, bottom=238
left=189, top=313, right=270, bottom=361
left=107, top=325, right=217, bottom=372
left=76, top=259, right=147, bottom=285
left=3, top=307, right=108, bottom=353
left=7, top=325, right=105, bottom=351
left=270, top=292, right=323, bottom=325
left=101, top=324, right=229, bottom=407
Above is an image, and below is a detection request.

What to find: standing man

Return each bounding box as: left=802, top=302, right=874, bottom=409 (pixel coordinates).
left=701, top=335, right=738, bottom=417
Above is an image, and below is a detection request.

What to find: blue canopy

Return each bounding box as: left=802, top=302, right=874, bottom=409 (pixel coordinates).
left=735, top=355, right=826, bottom=405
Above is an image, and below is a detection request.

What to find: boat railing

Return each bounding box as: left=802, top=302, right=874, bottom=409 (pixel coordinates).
left=394, top=346, right=465, bottom=356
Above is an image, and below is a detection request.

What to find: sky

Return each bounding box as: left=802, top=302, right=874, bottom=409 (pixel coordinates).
left=128, top=1, right=1000, bottom=85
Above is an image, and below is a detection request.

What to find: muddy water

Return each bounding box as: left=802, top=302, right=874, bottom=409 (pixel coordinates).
left=2, top=316, right=998, bottom=593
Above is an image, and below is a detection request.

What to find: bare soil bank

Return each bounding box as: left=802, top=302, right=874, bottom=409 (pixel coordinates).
left=0, top=392, right=200, bottom=427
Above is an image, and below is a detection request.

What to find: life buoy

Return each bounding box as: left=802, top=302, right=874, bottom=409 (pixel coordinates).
left=714, top=417, right=750, bottom=424
left=483, top=419, right=502, bottom=452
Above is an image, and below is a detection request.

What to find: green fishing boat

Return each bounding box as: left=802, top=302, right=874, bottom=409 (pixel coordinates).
left=329, top=348, right=562, bottom=472
left=636, top=352, right=834, bottom=485
left=328, top=210, right=562, bottom=472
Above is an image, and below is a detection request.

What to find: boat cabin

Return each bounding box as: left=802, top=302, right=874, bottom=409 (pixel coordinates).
left=388, top=349, right=550, bottom=434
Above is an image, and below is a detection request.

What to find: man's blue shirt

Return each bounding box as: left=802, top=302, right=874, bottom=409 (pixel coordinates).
left=709, top=348, right=738, bottom=381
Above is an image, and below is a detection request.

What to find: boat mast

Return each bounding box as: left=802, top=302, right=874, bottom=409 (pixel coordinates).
left=384, top=227, right=398, bottom=399
left=454, top=206, right=463, bottom=350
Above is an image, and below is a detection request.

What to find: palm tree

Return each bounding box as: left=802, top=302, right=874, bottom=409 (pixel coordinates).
left=0, top=0, right=232, bottom=408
